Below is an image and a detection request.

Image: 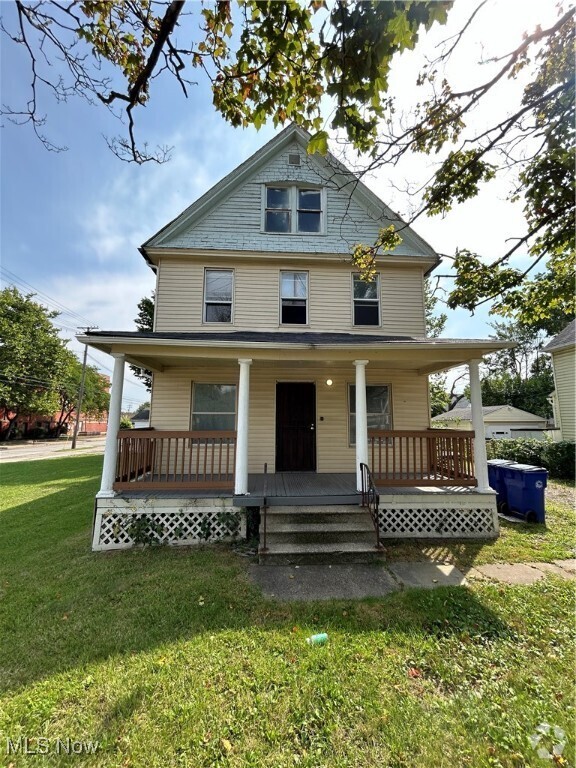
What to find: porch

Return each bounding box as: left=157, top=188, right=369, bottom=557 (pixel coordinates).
left=93, top=430, right=497, bottom=555
left=110, top=428, right=478, bottom=499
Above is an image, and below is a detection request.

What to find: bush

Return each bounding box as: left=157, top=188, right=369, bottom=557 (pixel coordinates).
left=119, top=416, right=133, bottom=429
left=487, top=438, right=575, bottom=480
left=541, top=441, right=575, bottom=480
left=486, top=438, right=545, bottom=466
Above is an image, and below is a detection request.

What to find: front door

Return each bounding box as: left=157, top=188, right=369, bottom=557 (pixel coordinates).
left=276, top=382, right=316, bottom=471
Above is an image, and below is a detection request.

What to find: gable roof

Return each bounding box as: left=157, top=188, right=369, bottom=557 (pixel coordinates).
left=543, top=319, right=576, bottom=352
left=431, top=405, right=546, bottom=423
left=131, top=407, right=150, bottom=421
left=141, top=123, right=438, bottom=264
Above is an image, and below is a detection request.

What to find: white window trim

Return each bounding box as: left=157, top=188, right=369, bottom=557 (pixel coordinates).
left=279, top=270, right=310, bottom=326
left=190, top=382, right=238, bottom=431
left=262, top=184, right=326, bottom=235
left=347, top=382, right=392, bottom=447
left=351, top=272, right=381, bottom=328
left=203, top=268, right=235, bottom=325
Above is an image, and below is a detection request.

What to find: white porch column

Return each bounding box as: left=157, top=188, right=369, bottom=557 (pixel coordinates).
left=354, top=360, right=369, bottom=491
left=469, top=358, right=491, bottom=492
left=234, top=358, right=252, bottom=495
left=98, top=353, right=125, bottom=497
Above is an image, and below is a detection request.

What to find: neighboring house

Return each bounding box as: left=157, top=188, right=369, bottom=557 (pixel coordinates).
left=0, top=409, right=107, bottom=439
left=431, top=405, right=548, bottom=440
left=544, top=320, right=576, bottom=442
left=130, top=408, right=150, bottom=429
left=80, top=124, right=512, bottom=557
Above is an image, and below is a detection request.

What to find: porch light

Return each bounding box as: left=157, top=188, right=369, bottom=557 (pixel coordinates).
left=326, top=379, right=333, bottom=387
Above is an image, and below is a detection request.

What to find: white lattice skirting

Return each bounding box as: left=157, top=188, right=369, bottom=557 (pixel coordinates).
left=93, top=496, right=245, bottom=551
left=378, top=496, right=499, bottom=539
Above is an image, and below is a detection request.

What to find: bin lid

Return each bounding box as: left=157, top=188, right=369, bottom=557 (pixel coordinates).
left=507, top=463, right=547, bottom=472
left=487, top=459, right=515, bottom=466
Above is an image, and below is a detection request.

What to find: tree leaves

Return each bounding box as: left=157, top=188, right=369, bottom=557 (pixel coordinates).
left=351, top=226, right=402, bottom=282
left=129, top=293, right=154, bottom=392
left=0, top=288, right=68, bottom=434
left=0, top=288, right=110, bottom=438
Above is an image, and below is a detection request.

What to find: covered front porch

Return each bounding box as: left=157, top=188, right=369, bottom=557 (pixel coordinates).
left=81, top=330, right=509, bottom=552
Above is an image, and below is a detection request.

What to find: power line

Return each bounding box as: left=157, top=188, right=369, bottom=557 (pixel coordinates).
left=0, top=267, right=96, bottom=327
left=2, top=269, right=149, bottom=398
left=85, top=351, right=149, bottom=392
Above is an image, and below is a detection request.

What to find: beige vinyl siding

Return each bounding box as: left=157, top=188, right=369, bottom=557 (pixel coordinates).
left=552, top=347, right=576, bottom=441
left=151, top=362, right=429, bottom=473
left=380, top=267, right=425, bottom=335
left=155, top=259, right=426, bottom=336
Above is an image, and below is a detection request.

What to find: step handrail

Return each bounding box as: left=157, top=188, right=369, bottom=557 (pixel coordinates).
left=360, top=462, right=382, bottom=550
left=260, top=462, right=269, bottom=554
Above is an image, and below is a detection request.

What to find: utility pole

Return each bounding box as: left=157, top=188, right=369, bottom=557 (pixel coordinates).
left=71, top=327, right=98, bottom=449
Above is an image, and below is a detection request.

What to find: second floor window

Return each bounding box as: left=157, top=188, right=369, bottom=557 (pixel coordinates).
left=265, top=186, right=323, bottom=234
left=353, top=274, right=380, bottom=326
left=204, top=269, right=233, bottom=323
left=280, top=271, right=308, bottom=324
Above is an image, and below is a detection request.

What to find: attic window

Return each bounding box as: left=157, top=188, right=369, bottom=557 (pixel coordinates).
left=288, top=153, right=301, bottom=166
left=264, top=185, right=324, bottom=234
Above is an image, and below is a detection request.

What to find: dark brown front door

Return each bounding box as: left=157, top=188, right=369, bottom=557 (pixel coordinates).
left=276, top=382, right=316, bottom=472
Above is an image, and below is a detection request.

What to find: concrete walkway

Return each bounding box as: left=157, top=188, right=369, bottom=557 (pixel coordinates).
left=249, top=559, right=576, bottom=601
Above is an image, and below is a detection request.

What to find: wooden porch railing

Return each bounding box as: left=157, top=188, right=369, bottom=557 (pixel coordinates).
left=114, top=430, right=236, bottom=491
left=369, top=430, right=477, bottom=487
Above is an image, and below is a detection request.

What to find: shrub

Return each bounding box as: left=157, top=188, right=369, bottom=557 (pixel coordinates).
left=487, top=438, right=575, bottom=480
left=119, top=416, right=133, bottom=429
left=486, top=438, right=545, bottom=466
left=541, top=441, right=575, bottom=480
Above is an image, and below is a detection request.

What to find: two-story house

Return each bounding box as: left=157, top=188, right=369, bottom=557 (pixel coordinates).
left=82, top=125, right=510, bottom=559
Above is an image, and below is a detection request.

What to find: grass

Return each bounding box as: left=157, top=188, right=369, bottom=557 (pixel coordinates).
left=383, top=479, right=576, bottom=568
left=0, top=455, right=574, bottom=767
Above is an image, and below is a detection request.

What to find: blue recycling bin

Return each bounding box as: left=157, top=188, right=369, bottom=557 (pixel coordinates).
left=502, top=464, right=548, bottom=523
left=487, top=459, right=515, bottom=513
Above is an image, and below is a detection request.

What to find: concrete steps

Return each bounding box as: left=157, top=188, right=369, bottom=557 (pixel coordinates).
left=259, top=505, right=383, bottom=565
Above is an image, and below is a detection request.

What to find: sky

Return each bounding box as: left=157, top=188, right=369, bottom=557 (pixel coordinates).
left=0, top=0, right=561, bottom=408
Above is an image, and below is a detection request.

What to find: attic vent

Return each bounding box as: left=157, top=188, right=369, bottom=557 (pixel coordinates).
left=288, top=153, right=301, bottom=166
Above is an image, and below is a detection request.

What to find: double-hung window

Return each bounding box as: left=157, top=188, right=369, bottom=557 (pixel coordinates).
left=349, top=385, right=391, bottom=445
left=280, top=271, right=308, bottom=324
left=265, top=187, right=291, bottom=233
left=191, top=384, right=237, bottom=431
left=296, top=189, right=322, bottom=232
left=264, top=186, right=323, bottom=234
left=353, top=274, right=380, bottom=326
left=204, top=269, right=233, bottom=323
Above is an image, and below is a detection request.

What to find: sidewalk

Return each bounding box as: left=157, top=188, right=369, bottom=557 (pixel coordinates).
left=249, top=558, right=576, bottom=601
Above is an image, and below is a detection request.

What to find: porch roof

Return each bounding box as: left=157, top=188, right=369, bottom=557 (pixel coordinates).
left=78, top=329, right=513, bottom=375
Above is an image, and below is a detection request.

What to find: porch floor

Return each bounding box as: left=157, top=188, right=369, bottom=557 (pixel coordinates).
left=114, top=472, right=482, bottom=505
left=236, top=473, right=481, bottom=507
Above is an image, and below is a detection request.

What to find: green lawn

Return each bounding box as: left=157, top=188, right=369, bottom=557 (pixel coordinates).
left=0, top=456, right=574, bottom=767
